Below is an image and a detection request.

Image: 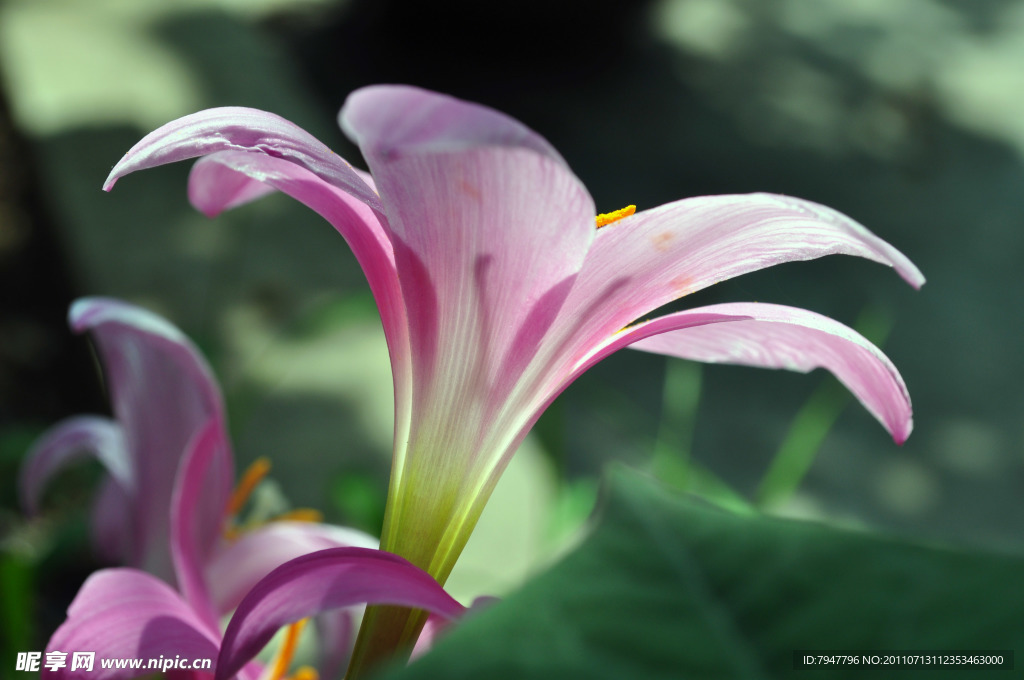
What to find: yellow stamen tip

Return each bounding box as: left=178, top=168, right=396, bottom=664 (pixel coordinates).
left=287, top=667, right=319, bottom=680
left=595, top=204, right=636, bottom=228
left=226, top=457, right=272, bottom=518
left=274, top=508, right=324, bottom=524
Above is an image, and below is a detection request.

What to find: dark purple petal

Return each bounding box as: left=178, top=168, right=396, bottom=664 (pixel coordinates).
left=216, top=548, right=465, bottom=680
left=206, top=521, right=377, bottom=615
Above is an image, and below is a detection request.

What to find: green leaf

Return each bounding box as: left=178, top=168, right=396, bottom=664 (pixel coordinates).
left=382, top=466, right=1024, bottom=680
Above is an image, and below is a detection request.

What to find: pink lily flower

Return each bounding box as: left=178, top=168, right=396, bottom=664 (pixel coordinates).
left=20, top=297, right=232, bottom=582
left=27, top=299, right=470, bottom=679
left=103, top=85, right=923, bottom=668
left=46, top=420, right=466, bottom=680
left=20, top=298, right=376, bottom=597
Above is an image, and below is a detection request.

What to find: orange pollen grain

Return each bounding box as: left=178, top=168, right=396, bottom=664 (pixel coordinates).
left=268, top=619, right=309, bottom=680
left=225, top=457, right=271, bottom=519
left=595, top=204, right=636, bottom=228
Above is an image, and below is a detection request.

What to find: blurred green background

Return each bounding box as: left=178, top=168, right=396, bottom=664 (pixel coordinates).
left=1, top=0, right=1022, bottom=664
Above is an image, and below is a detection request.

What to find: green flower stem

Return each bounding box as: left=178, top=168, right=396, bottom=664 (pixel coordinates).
left=346, top=605, right=429, bottom=679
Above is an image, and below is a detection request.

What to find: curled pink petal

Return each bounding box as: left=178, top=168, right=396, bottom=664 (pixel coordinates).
left=20, top=416, right=130, bottom=515
left=626, top=303, right=914, bottom=443
left=186, top=151, right=406, bottom=365
left=556, top=192, right=924, bottom=367
left=67, top=297, right=230, bottom=581
left=186, top=150, right=414, bottom=481
left=215, top=548, right=465, bottom=680
left=103, top=106, right=381, bottom=211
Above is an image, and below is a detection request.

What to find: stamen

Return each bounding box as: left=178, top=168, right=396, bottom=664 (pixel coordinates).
left=223, top=458, right=324, bottom=541
left=595, top=204, right=636, bottom=228
left=273, top=508, right=324, bottom=524
left=267, top=619, right=309, bottom=680
left=287, top=667, right=319, bottom=680
left=226, top=457, right=272, bottom=519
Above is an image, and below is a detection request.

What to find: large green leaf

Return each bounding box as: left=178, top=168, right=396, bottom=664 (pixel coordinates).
left=382, top=466, right=1023, bottom=680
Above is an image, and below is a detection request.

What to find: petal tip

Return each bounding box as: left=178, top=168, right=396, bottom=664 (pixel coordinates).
left=67, top=298, right=194, bottom=357
left=103, top=155, right=133, bottom=192
left=892, top=418, right=913, bottom=446
left=902, top=265, right=926, bottom=290
left=68, top=296, right=106, bottom=332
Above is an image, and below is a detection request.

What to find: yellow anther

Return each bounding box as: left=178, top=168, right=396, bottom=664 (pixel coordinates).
left=286, top=667, right=319, bottom=680
left=226, top=457, right=272, bottom=519
left=272, top=508, right=324, bottom=524
left=267, top=619, right=309, bottom=680
left=595, top=204, right=636, bottom=228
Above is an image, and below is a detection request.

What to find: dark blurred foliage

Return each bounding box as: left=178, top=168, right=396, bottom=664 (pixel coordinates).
left=0, top=80, right=108, bottom=656
left=0, top=78, right=105, bottom=437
